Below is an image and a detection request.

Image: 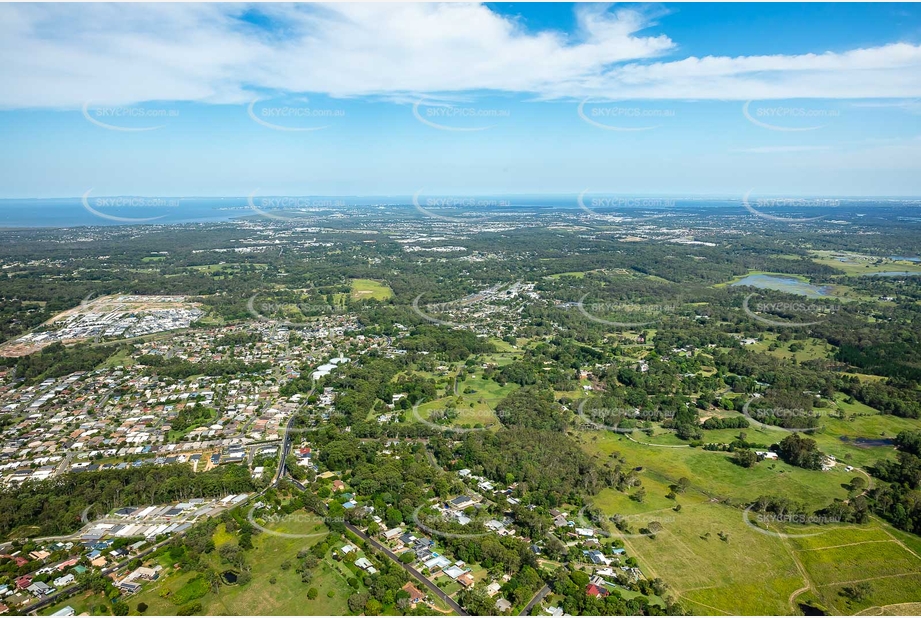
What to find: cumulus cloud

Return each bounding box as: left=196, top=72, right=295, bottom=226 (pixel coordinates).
left=1, top=2, right=920, bottom=109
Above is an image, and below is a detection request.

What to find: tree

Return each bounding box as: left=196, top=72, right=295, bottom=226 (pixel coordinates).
left=777, top=433, right=825, bottom=470
left=734, top=449, right=759, bottom=468
left=842, top=582, right=871, bottom=602
left=307, top=588, right=319, bottom=600
left=365, top=598, right=383, bottom=615
left=177, top=603, right=203, bottom=616
left=348, top=592, right=370, bottom=613
left=137, top=603, right=149, bottom=614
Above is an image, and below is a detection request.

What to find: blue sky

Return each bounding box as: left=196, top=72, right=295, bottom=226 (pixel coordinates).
left=1, top=2, right=920, bottom=198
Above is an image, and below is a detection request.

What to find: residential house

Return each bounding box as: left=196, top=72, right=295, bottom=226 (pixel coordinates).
left=401, top=582, right=425, bottom=604
left=586, top=584, right=609, bottom=598
left=448, top=495, right=476, bottom=510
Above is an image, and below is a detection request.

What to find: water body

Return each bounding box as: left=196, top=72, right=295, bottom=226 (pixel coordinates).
left=839, top=436, right=894, bottom=448
left=889, top=256, right=921, bottom=262
left=799, top=603, right=827, bottom=616
left=0, top=198, right=248, bottom=227
left=2, top=197, right=920, bottom=229
left=730, top=274, right=832, bottom=298
left=859, top=271, right=921, bottom=277
left=0, top=196, right=391, bottom=228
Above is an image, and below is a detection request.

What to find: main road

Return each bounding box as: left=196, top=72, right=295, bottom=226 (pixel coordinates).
left=344, top=523, right=467, bottom=616
left=273, top=385, right=315, bottom=486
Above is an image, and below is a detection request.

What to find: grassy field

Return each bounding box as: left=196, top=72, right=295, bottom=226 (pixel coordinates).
left=349, top=278, right=393, bottom=301
left=579, top=430, right=855, bottom=511
left=42, top=590, right=113, bottom=616
left=545, top=271, right=589, bottom=279
left=614, top=499, right=804, bottom=615
left=126, top=515, right=350, bottom=616
left=410, top=363, right=519, bottom=429
left=748, top=335, right=835, bottom=363
left=578, top=426, right=921, bottom=615
left=809, top=251, right=921, bottom=276
left=785, top=517, right=921, bottom=615
left=186, top=263, right=268, bottom=280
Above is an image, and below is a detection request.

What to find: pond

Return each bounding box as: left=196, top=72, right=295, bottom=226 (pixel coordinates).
left=840, top=436, right=895, bottom=448
left=799, top=602, right=827, bottom=616
left=730, top=274, right=832, bottom=298
left=222, top=571, right=238, bottom=585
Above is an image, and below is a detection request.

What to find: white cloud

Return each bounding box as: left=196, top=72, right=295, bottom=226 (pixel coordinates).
left=1, top=3, right=920, bottom=109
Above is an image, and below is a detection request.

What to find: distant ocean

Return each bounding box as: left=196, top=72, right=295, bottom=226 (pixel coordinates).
left=0, top=198, right=257, bottom=228
left=0, top=196, right=918, bottom=228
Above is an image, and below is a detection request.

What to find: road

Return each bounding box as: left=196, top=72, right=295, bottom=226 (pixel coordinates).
left=284, top=437, right=465, bottom=615
left=23, top=531, right=179, bottom=615
left=520, top=584, right=550, bottom=616
left=21, top=480, right=278, bottom=614
left=272, top=385, right=315, bottom=487
left=344, top=523, right=467, bottom=616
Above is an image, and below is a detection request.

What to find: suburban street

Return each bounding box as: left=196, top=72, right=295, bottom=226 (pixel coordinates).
left=520, top=584, right=551, bottom=616
left=344, top=523, right=468, bottom=616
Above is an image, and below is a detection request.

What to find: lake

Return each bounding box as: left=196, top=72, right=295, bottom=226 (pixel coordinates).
left=730, top=274, right=832, bottom=298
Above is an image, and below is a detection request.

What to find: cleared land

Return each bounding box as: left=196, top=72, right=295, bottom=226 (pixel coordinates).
left=118, top=516, right=350, bottom=616
left=349, top=278, right=393, bottom=301
left=578, top=426, right=921, bottom=615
